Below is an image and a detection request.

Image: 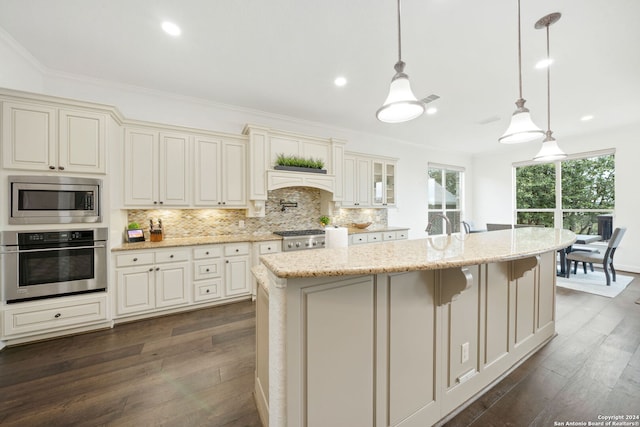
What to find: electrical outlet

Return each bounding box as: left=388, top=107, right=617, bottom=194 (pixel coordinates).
left=461, top=342, right=469, bottom=363
left=239, top=220, right=245, bottom=228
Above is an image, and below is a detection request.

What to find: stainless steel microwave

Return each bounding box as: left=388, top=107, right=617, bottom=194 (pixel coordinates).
left=9, top=175, right=102, bottom=224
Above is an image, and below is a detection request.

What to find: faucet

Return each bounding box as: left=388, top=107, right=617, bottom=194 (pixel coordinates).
left=425, top=213, right=452, bottom=236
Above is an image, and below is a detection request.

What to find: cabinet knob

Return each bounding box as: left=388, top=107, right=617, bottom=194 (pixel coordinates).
left=149, top=268, right=154, bottom=272
left=205, top=251, right=209, bottom=255
left=154, top=201, right=158, bottom=204
left=267, top=247, right=271, bottom=251
left=205, top=268, right=210, bottom=272
left=58, top=166, right=65, bottom=171
left=218, top=202, right=222, bottom=205
left=54, top=313, right=61, bottom=318
left=133, top=257, right=138, bottom=262
left=159, top=201, right=164, bottom=205
left=170, top=254, right=174, bottom=258
left=206, top=289, right=210, bottom=293
left=222, top=202, right=226, bottom=205
left=49, top=165, right=56, bottom=170
left=155, top=267, right=160, bottom=271
left=226, top=260, right=229, bottom=264
left=235, top=249, right=239, bottom=252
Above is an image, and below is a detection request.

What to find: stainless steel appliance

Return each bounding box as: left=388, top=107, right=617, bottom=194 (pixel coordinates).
left=1, top=228, right=108, bottom=303
left=273, top=229, right=326, bottom=252
left=9, top=175, right=102, bottom=224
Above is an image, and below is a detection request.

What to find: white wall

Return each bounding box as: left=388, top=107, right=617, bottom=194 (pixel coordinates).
left=472, top=124, right=640, bottom=273
left=0, top=28, right=44, bottom=92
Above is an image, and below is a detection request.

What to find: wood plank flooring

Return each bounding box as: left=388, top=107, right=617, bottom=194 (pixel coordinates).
left=1, top=275, right=639, bottom=427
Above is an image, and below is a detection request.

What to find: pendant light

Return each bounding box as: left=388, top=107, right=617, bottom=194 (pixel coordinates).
left=533, top=12, right=567, bottom=162
left=376, top=0, right=425, bottom=123
left=499, top=0, right=544, bottom=144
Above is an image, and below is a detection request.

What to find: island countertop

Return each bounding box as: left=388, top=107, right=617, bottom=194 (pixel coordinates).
left=260, top=227, right=575, bottom=279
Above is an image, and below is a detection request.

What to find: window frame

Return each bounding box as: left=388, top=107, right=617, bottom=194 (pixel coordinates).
left=513, top=148, right=615, bottom=231
left=427, top=163, right=465, bottom=235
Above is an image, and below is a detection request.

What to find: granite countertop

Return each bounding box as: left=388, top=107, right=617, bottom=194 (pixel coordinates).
left=259, top=228, right=576, bottom=279
left=345, top=226, right=409, bottom=235
left=111, top=233, right=282, bottom=251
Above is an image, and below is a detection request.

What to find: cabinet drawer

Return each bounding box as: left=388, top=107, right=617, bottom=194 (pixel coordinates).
left=3, top=295, right=107, bottom=337
left=366, top=233, right=383, bottom=243
left=259, top=242, right=281, bottom=254
left=396, top=230, right=408, bottom=240
left=115, top=252, right=154, bottom=267
left=194, top=279, right=222, bottom=302
left=194, top=259, right=223, bottom=280
left=383, top=231, right=397, bottom=241
left=225, top=243, right=250, bottom=257
left=193, top=246, right=223, bottom=259
left=155, top=249, right=190, bottom=263
left=351, top=234, right=367, bottom=245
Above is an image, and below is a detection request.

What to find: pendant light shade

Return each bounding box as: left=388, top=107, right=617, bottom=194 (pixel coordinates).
left=534, top=131, right=566, bottom=161
left=376, top=61, right=425, bottom=123
left=533, top=12, right=566, bottom=162
left=376, top=0, right=425, bottom=123
left=499, top=0, right=544, bottom=143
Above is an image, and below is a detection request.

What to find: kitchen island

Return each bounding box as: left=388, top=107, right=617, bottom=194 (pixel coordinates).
left=253, top=227, right=575, bottom=427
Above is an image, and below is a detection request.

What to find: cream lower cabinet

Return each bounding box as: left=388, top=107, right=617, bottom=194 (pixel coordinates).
left=115, top=249, right=190, bottom=316
left=251, top=240, right=281, bottom=297
left=224, top=243, right=251, bottom=297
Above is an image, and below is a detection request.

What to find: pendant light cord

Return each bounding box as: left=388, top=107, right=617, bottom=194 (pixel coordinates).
left=397, top=0, right=402, bottom=63
left=546, top=24, right=551, bottom=131
left=517, top=0, right=523, bottom=99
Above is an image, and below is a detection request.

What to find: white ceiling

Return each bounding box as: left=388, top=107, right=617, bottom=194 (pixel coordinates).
left=1, top=0, right=639, bottom=154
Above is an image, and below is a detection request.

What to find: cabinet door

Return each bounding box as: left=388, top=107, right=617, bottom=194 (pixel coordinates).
left=124, top=128, right=158, bottom=206
left=356, top=158, right=372, bottom=206
left=343, top=155, right=357, bottom=206
left=2, top=101, right=56, bottom=171
left=156, top=262, right=189, bottom=308
left=225, top=256, right=250, bottom=296
left=222, top=140, right=247, bottom=207
left=194, top=136, right=221, bottom=206
left=159, top=132, right=190, bottom=206
left=373, top=161, right=384, bottom=205
left=116, top=266, right=155, bottom=315
left=58, top=109, right=106, bottom=174
left=385, top=162, right=396, bottom=206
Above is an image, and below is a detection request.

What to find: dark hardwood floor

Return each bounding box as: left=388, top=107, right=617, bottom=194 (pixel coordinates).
left=1, top=275, right=639, bottom=427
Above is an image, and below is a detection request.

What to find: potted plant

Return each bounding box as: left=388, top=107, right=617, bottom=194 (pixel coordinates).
left=319, top=215, right=330, bottom=227
left=274, top=153, right=327, bottom=174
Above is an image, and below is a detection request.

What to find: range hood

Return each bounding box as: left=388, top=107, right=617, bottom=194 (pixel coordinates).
left=243, top=124, right=346, bottom=217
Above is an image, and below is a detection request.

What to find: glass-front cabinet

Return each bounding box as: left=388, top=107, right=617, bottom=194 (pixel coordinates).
left=372, top=160, right=396, bottom=206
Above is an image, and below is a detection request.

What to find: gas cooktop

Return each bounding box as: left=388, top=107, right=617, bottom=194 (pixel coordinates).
left=273, top=229, right=326, bottom=237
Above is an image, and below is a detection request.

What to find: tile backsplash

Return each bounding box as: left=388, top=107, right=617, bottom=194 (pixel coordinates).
left=128, top=187, right=388, bottom=238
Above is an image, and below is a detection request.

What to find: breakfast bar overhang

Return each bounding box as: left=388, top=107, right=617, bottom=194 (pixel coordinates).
left=253, top=228, right=576, bottom=427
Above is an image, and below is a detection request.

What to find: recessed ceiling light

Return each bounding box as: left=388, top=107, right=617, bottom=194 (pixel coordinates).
left=535, top=58, right=554, bottom=69
left=580, top=115, right=594, bottom=122
left=426, top=107, right=438, bottom=115
left=334, top=76, right=347, bottom=87
left=162, top=21, right=181, bottom=36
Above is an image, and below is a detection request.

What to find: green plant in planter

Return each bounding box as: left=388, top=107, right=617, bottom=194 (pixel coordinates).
left=128, top=222, right=141, bottom=230
left=275, top=153, right=325, bottom=170
left=319, top=215, right=330, bottom=226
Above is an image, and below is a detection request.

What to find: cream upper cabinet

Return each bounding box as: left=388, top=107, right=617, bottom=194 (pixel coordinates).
left=343, top=154, right=372, bottom=207
left=194, top=136, right=247, bottom=207
left=124, top=127, right=190, bottom=207
left=2, top=101, right=106, bottom=173
left=372, top=159, right=396, bottom=206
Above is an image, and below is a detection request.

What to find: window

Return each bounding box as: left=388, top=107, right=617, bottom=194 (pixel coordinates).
left=515, top=150, right=615, bottom=233
left=428, top=164, right=464, bottom=234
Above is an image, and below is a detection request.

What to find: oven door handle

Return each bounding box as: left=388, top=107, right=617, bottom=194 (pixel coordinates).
left=3, top=244, right=106, bottom=254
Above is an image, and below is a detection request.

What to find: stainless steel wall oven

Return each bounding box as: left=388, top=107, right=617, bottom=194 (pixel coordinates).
left=1, top=228, right=108, bottom=303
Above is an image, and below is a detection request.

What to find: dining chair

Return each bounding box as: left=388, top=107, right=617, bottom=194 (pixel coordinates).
left=566, top=227, right=627, bottom=286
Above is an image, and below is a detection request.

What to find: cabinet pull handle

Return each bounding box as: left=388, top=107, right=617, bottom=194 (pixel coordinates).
left=133, top=257, right=138, bottom=262
left=49, top=165, right=56, bottom=170
left=58, top=166, right=65, bottom=171
left=54, top=313, right=61, bottom=318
